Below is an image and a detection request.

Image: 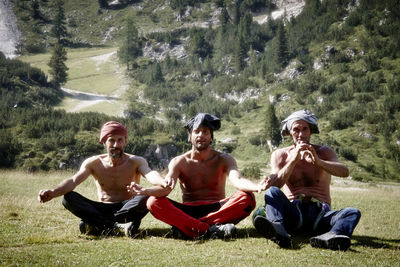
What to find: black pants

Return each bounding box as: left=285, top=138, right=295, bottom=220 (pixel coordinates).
left=62, top=191, right=148, bottom=229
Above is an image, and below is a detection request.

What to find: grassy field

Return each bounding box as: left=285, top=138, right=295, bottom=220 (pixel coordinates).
left=18, top=47, right=128, bottom=117
left=1, top=170, right=399, bottom=266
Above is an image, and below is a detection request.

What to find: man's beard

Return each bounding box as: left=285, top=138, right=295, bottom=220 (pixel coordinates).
left=194, top=141, right=211, bottom=151
left=110, top=148, right=123, bottom=158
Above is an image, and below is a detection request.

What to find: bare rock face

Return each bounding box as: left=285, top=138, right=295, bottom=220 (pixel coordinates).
left=0, top=0, right=21, bottom=58
left=144, top=143, right=178, bottom=169
left=258, top=0, right=305, bottom=23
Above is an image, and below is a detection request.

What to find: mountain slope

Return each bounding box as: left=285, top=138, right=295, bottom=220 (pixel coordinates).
left=3, top=0, right=400, bottom=182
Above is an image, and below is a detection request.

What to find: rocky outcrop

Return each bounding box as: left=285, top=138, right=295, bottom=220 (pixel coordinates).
left=0, top=0, right=21, bottom=58
left=258, top=0, right=305, bottom=23
left=144, top=143, right=178, bottom=169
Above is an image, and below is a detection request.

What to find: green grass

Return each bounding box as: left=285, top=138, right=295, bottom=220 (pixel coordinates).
left=1, top=170, right=399, bottom=266
left=19, top=47, right=128, bottom=117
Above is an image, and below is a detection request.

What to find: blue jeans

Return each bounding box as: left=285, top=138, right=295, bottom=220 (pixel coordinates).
left=264, top=186, right=361, bottom=237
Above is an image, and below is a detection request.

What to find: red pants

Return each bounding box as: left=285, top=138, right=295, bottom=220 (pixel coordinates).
left=147, top=191, right=256, bottom=238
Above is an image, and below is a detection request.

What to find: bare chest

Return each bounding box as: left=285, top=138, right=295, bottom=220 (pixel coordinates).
left=92, top=164, right=139, bottom=190
left=180, top=161, right=225, bottom=190
left=289, top=161, right=323, bottom=187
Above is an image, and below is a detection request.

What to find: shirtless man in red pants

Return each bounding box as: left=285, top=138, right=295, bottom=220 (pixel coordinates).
left=146, top=113, right=268, bottom=239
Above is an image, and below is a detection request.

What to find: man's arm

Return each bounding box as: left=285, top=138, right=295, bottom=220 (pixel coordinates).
left=268, top=148, right=299, bottom=188
left=136, top=156, right=167, bottom=187
left=226, top=155, right=266, bottom=192
left=38, top=158, right=92, bottom=203
left=129, top=156, right=181, bottom=197
left=127, top=182, right=172, bottom=197
left=311, top=145, right=349, bottom=177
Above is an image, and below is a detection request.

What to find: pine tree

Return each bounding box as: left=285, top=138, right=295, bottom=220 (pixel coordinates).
left=118, top=16, right=142, bottom=70
left=98, top=0, right=109, bottom=8
left=48, top=42, right=68, bottom=86
left=31, top=0, right=42, bottom=20
left=151, top=63, right=164, bottom=84
left=276, top=20, right=289, bottom=69
left=265, top=103, right=281, bottom=148
left=219, top=7, right=230, bottom=33
left=233, top=1, right=241, bottom=26
left=238, top=11, right=252, bottom=51
left=50, top=0, right=68, bottom=43
left=234, top=36, right=247, bottom=72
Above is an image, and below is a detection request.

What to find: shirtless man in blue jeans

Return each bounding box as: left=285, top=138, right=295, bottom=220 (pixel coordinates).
left=254, top=109, right=361, bottom=250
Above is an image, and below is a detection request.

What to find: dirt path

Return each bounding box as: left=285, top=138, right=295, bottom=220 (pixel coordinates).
left=62, top=50, right=130, bottom=117
left=61, top=87, right=121, bottom=113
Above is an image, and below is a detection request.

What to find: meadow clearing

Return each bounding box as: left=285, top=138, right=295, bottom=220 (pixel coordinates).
left=1, top=170, right=399, bottom=266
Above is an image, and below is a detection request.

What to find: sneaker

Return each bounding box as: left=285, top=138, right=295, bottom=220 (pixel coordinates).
left=79, top=221, right=102, bottom=236
left=310, top=232, right=351, bottom=251
left=170, top=226, right=188, bottom=240
left=253, top=216, right=292, bottom=248
left=207, top=223, right=237, bottom=239
left=123, top=221, right=140, bottom=238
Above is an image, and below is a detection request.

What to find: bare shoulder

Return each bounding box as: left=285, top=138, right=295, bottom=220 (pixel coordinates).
left=217, top=150, right=234, bottom=162
left=127, top=154, right=146, bottom=164
left=170, top=152, right=190, bottom=166
left=77, top=155, right=104, bottom=174
left=271, top=146, right=290, bottom=159
left=82, top=154, right=103, bottom=167
left=314, top=145, right=338, bottom=160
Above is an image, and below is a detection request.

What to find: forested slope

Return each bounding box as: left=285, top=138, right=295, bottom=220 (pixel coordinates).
left=2, top=0, right=399, bottom=182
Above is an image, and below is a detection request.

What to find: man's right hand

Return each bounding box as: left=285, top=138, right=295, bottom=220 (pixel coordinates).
left=38, top=190, right=54, bottom=203
left=164, top=176, right=175, bottom=189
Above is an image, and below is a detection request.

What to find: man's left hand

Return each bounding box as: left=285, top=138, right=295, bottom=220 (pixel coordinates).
left=127, top=182, right=146, bottom=196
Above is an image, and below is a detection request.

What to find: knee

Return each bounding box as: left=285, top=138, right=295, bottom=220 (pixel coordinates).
left=146, top=196, right=164, bottom=212
left=237, top=191, right=256, bottom=207
left=61, top=191, right=74, bottom=209
left=345, top=207, right=361, bottom=220
left=265, top=186, right=282, bottom=200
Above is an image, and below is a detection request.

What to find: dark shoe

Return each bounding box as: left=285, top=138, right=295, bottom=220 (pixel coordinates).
left=79, top=221, right=102, bottom=236
left=207, top=223, right=237, bottom=239
left=253, top=216, right=292, bottom=248
left=102, top=223, right=124, bottom=237
left=310, top=232, right=351, bottom=251
left=170, top=226, right=188, bottom=240
left=123, top=221, right=140, bottom=238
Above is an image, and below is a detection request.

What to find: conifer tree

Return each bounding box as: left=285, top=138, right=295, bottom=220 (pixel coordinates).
left=234, top=36, right=247, bottom=72
left=31, top=0, right=42, bottom=20
left=48, top=42, right=68, bottom=86
left=118, top=16, right=142, bottom=70
left=265, top=103, right=281, bottom=147
left=51, top=0, right=68, bottom=43
left=276, top=20, right=289, bottom=69
left=233, top=1, right=241, bottom=26
left=219, top=7, right=230, bottom=33
left=98, top=0, right=109, bottom=8
left=151, top=63, right=164, bottom=84
left=238, top=11, right=252, bottom=51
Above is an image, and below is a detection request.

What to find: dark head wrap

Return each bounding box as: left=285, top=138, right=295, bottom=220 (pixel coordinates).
left=184, top=113, right=221, bottom=141
left=184, top=113, right=221, bottom=132
left=281, top=109, right=319, bottom=137
left=99, top=121, right=127, bottom=143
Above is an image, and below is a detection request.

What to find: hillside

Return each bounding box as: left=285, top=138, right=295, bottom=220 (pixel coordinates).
left=1, top=0, right=400, bottom=183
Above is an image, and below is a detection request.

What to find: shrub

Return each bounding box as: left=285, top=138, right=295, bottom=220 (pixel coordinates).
left=339, top=147, right=358, bottom=162
left=241, top=165, right=261, bottom=180
left=231, top=126, right=241, bottom=135
left=249, top=135, right=262, bottom=146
